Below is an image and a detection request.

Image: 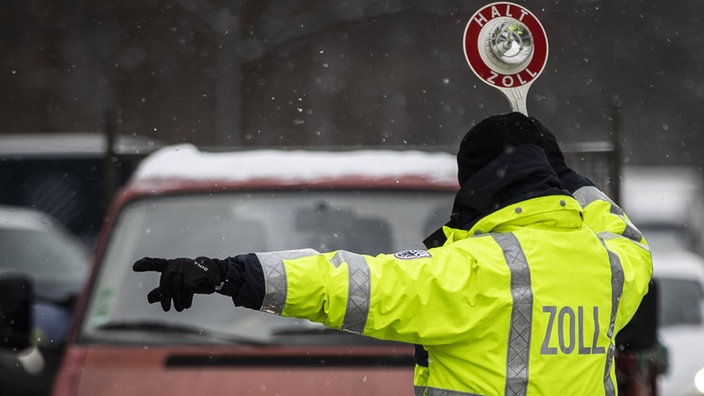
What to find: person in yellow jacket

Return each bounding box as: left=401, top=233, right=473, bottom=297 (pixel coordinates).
left=133, top=112, right=652, bottom=396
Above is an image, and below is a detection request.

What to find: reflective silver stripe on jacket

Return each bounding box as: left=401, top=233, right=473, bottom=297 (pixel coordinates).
left=490, top=231, right=624, bottom=396
left=329, top=250, right=371, bottom=334
left=573, top=186, right=643, bottom=243
left=416, top=387, right=484, bottom=396
left=256, top=249, right=319, bottom=314
left=492, top=233, right=533, bottom=396
left=256, top=249, right=371, bottom=334
left=598, top=232, right=626, bottom=396
left=599, top=231, right=650, bottom=253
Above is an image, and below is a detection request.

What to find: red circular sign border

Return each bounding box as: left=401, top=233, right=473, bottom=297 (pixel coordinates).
left=463, top=2, right=548, bottom=88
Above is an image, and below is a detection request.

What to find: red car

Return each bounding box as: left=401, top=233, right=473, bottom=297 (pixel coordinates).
left=51, top=145, right=458, bottom=395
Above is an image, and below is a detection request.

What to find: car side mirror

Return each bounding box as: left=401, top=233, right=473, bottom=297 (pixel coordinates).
left=0, top=274, right=33, bottom=351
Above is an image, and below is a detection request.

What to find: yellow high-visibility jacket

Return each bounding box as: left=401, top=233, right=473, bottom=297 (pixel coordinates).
left=252, top=184, right=651, bottom=395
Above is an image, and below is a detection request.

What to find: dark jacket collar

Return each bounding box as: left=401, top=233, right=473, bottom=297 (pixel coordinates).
left=424, top=144, right=568, bottom=248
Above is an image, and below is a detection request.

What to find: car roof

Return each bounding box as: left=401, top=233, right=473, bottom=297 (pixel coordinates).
left=126, top=144, right=459, bottom=194
left=0, top=204, right=59, bottom=232
left=0, top=133, right=161, bottom=158
left=651, top=246, right=704, bottom=282
left=621, top=166, right=704, bottom=226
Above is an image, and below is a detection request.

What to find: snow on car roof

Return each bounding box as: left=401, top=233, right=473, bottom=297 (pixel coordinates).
left=132, top=144, right=459, bottom=184
left=0, top=204, right=60, bottom=232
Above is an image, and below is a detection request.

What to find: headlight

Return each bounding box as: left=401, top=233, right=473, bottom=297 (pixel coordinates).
left=695, top=366, right=704, bottom=394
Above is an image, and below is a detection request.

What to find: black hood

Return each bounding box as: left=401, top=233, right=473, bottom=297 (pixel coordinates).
left=424, top=144, right=567, bottom=248
left=456, top=112, right=550, bottom=185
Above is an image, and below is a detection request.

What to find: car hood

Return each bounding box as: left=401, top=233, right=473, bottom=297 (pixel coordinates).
left=57, top=345, right=414, bottom=396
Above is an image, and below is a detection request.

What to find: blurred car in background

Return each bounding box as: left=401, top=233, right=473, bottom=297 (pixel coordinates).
left=0, top=205, right=90, bottom=395
left=0, top=132, right=161, bottom=247
left=51, top=145, right=458, bottom=396
left=621, top=166, right=704, bottom=395
left=621, top=166, right=704, bottom=256
left=652, top=244, right=704, bottom=395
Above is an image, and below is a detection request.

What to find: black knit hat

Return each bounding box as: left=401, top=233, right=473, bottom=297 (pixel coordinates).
left=457, top=112, right=545, bottom=184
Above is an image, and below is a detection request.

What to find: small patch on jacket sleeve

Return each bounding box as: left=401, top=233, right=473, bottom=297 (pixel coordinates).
left=393, top=249, right=432, bottom=259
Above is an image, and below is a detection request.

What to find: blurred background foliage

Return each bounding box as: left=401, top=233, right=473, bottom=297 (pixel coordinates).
left=0, top=0, right=701, bottom=166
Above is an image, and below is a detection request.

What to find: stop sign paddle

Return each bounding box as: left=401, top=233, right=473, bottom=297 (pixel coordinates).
left=463, top=2, right=548, bottom=115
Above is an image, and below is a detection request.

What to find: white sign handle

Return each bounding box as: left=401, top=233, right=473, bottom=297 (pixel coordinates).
left=501, top=85, right=531, bottom=115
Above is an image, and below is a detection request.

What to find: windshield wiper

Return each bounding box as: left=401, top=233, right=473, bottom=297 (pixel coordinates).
left=95, top=321, right=269, bottom=345
left=270, top=325, right=406, bottom=347
left=98, top=321, right=205, bottom=333
left=272, top=326, right=344, bottom=336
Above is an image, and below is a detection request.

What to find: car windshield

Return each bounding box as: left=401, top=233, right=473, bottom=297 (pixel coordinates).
left=658, top=277, right=704, bottom=328
left=0, top=227, right=88, bottom=293
left=80, top=189, right=452, bottom=345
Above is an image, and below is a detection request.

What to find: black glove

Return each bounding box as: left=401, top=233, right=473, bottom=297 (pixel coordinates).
left=133, top=256, right=227, bottom=312
left=527, top=116, right=571, bottom=178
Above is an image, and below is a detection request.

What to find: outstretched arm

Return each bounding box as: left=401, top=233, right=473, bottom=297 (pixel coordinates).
left=133, top=246, right=485, bottom=345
